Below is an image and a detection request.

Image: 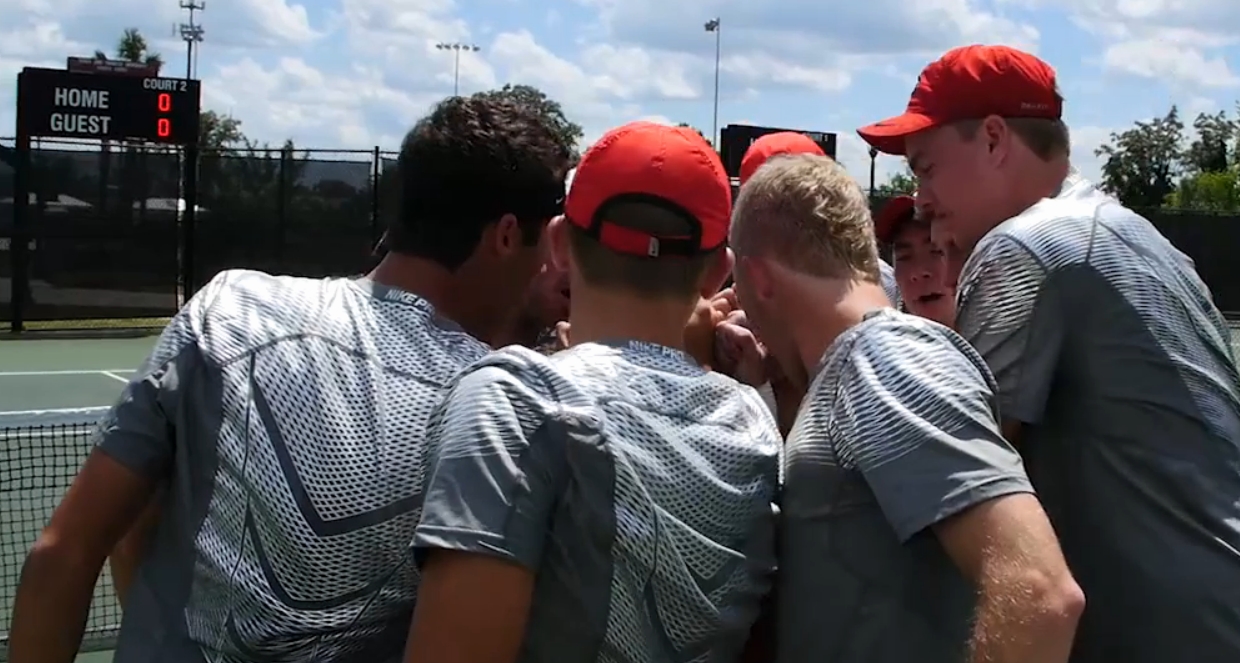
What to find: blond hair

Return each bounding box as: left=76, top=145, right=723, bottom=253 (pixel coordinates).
left=730, top=153, right=880, bottom=282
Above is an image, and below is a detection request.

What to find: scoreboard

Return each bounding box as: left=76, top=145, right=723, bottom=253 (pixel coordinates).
left=719, top=124, right=838, bottom=178
left=17, top=67, right=201, bottom=144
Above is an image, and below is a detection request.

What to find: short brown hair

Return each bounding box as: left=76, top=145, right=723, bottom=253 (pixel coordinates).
left=567, top=200, right=723, bottom=298
left=730, top=153, right=880, bottom=283
left=956, top=117, right=1071, bottom=161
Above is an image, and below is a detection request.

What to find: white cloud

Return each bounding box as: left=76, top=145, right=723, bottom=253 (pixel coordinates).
left=0, top=0, right=1229, bottom=195
left=1051, top=0, right=1240, bottom=92
left=1100, top=36, right=1240, bottom=89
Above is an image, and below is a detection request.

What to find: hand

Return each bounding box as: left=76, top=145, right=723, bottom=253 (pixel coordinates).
left=554, top=321, right=571, bottom=348
left=684, top=297, right=729, bottom=368
left=714, top=310, right=770, bottom=386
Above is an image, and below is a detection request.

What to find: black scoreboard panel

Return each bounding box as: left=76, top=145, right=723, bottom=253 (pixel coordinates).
left=17, top=67, right=201, bottom=144
left=719, top=124, right=838, bottom=178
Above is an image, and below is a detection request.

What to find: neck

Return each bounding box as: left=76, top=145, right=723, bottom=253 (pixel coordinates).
left=787, top=277, right=891, bottom=377
left=494, top=310, right=543, bottom=348
left=368, top=253, right=502, bottom=345
left=566, top=284, right=696, bottom=352
left=1005, top=157, right=1072, bottom=223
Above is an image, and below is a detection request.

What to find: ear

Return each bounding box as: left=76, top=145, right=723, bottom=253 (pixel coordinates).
left=492, top=213, right=523, bottom=258
left=698, top=247, right=735, bottom=298
left=734, top=256, right=773, bottom=303
left=980, top=115, right=1011, bottom=166
left=546, top=216, right=572, bottom=273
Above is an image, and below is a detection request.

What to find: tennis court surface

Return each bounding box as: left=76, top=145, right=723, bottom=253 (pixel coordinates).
left=0, top=335, right=157, bottom=662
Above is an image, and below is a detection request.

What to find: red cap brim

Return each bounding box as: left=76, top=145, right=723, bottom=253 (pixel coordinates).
left=857, top=112, right=938, bottom=156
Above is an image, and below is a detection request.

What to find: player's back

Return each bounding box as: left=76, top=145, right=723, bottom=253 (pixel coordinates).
left=111, top=269, right=489, bottom=663
left=488, top=341, right=780, bottom=663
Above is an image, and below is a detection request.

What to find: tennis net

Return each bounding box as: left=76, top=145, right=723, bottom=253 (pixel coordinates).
left=0, top=406, right=119, bottom=658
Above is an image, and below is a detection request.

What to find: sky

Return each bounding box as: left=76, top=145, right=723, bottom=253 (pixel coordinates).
left=2, top=0, right=1239, bottom=188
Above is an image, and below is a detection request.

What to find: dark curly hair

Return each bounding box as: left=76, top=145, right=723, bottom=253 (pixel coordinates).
left=385, top=95, right=571, bottom=271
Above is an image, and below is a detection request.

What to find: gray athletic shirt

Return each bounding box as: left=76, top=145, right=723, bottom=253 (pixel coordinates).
left=955, top=174, right=1240, bottom=661
left=879, top=258, right=900, bottom=306
left=413, top=341, right=782, bottom=663
left=777, top=309, right=1033, bottom=663
left=94, top=270, right=489, bottom=663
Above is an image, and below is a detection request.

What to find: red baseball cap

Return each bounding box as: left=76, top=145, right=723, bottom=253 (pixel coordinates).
left=873, top=195, right=915, bottom=244
left=565, top=121, right=731, bottom=257
left=739, top=132, right=825, bottom=185
left=858, top=45, right=1061, bottom=156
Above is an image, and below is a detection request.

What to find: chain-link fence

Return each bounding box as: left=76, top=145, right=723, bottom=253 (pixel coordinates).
left=2, top=142, right=1239, bottom=333
left=1, top=139, right=399, bottom=332
left=867, top=194, right=1240, bottom=316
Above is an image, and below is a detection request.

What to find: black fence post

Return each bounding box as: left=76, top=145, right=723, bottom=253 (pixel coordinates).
left=276, top=149, right=288, bottom=272
left=181, top=142, right=199, bottom=302
left=11, top=73, right=31, bottom=333
left=371, top=146, right=380, bottom=242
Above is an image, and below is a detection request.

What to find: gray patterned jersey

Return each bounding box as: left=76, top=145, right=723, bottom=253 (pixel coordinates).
left=414, top=341, right=781, bottom=663
left=95, top=270, right=489, bottom=663
left=777, top=309, right=1032, bottom=663
left=955, top=174, right=1240, bottom=660
left=879, top=258, right=901, bottom=306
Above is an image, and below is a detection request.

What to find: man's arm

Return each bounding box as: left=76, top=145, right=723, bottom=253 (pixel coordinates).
left=109, top=489, right=164, bottom=608
left=9, top=276, right=222, bottom=663
left=9, top=354, right=190, bottom=662
left=9, top=450, right=158, bottom=663
left=838, top=326, right=1081, bottom=663
left=935, top=494, right=1083, bottom=662
left=405, top=357, right=565, bottom=663
left=955, top=235, right=1065, bottom=448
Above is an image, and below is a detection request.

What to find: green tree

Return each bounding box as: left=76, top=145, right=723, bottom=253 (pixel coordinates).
left=1163, top=109, right=1240, bottom=212
left=1183, top=110, right=1235, bottom=175
left=96, top=28, right=162, bottom=71
left=874, top=168, right=917, bottom=196
left=1096, top=107, right=1184, bottom=209
left=472, top=84, right=583, bottom=159
left=198, top=110, right=246, bottom=151
left=1165, top=170, right=1240, bottom=212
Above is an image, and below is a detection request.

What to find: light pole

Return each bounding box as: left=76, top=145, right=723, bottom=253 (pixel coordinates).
left=436, top=42, right=480, bottom=96
left=868, top=145, right=879, bottom=197
left=704, top=18, right=721, bottom=146
left=178, top=0, right=205, bottom=80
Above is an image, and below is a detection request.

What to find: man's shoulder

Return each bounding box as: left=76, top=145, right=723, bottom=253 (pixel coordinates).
left=970, top=177, right=1129, bottom=265
left=817, top=311, right=995, bottom=407
left=457, top=344, right=565, bottom=406
left=834, top=310, right=983, bottom=372
left=194, top=269, right=350, bottom=321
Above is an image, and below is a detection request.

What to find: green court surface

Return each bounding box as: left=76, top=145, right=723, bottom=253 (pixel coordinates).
left=0, top=335, right=158, bottom=662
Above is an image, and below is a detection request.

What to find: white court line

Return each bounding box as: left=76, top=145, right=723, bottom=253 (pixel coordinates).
left=101, top=371, right=131, bottom=384
left=0, top=406, right=103, bottom=417
left=0, top=369, right=135, bottom=377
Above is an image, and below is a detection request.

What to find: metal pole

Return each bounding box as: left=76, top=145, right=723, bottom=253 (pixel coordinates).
left=868, top=146, right=878, bottom=197
left=179, top=1, right=205, bottom=79
left=453, top=50, right=461, bottom=96
left=712, top=22, right=721, bottom=146
left=12, top=72, right=31, bottom=333
left=437, top=43, right=480, bottom=97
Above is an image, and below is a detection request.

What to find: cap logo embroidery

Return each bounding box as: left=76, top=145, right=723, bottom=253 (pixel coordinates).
left=647, top=238, right=660, bottom=257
